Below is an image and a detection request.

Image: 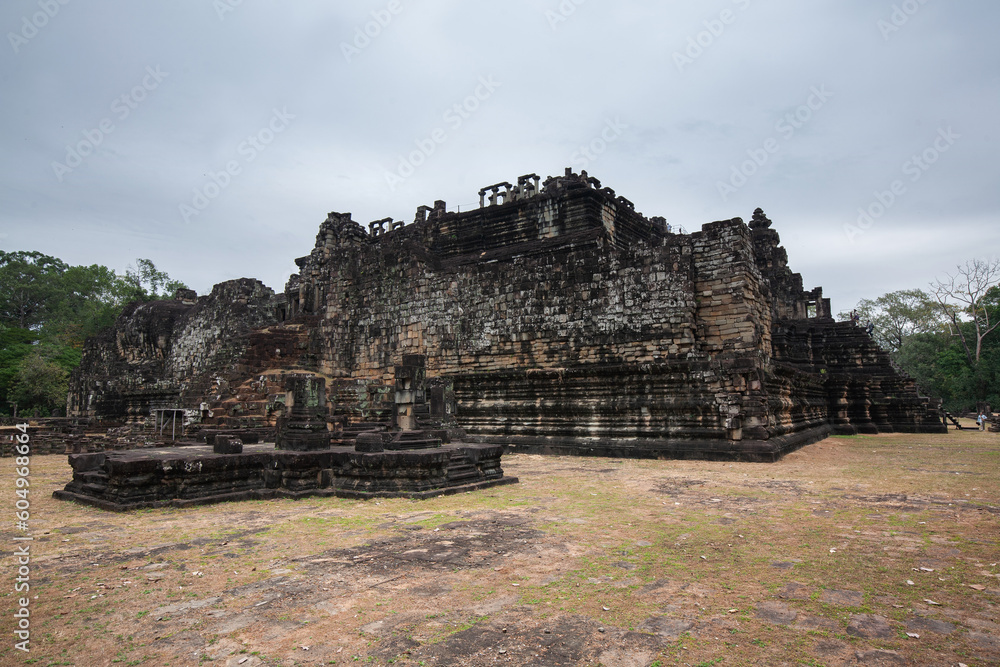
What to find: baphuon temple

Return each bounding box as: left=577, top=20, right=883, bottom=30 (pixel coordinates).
left=64, top=168, right=945, bottom=471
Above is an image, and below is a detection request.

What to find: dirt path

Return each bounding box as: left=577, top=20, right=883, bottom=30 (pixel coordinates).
left=1, top=429, right=998, bottom=666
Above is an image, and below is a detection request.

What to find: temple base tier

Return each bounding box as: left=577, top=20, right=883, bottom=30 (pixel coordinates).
left=53, top=441, right=516, bottom=511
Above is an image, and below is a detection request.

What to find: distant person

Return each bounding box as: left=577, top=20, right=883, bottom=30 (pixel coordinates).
left=850, top=310, right=860, bottom=325
left=865, top=321, right=874, bottom=335
left=978, top=413, right=987, bottom=431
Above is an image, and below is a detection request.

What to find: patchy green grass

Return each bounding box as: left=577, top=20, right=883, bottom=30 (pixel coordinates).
left=0, top=430, right=996, bottom=666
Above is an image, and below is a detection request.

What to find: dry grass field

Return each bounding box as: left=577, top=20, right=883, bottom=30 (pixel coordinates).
left=1, top=426, right=998, bottom=667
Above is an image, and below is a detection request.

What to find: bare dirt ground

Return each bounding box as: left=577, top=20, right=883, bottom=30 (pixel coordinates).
left=1, top=426, right=998, bottom=667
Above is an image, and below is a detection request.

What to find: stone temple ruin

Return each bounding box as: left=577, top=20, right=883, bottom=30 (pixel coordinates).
left=55, top=353, right=513, bottom=510
left=56, top=168, right=945, bottom=508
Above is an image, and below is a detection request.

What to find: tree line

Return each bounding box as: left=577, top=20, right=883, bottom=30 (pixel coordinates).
left=0, top=251, right=186, bottom=417
left=841, top=258, right=1000, bottom=413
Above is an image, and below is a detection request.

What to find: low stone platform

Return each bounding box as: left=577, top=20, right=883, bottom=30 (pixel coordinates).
left=495, top=424, right=832, bottom=463
left=53, top=442, right=517, bottom=511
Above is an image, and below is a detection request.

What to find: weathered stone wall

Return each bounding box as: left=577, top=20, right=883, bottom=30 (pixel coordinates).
left=308, top=224, right=698, bottom=380
left=69, top=168, right=946, bottom=458
left=164, top=279, right=278, bottom=380
left=68, top=279, right=281, bottom=419
left=281, top=172, right=815, bottom=457
left=771, top=321, right=944, bottom=433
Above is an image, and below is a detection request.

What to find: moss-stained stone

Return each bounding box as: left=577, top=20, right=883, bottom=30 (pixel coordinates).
left=66, top=170, right=945, bottom=460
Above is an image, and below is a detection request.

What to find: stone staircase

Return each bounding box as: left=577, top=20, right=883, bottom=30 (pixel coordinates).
left=174, top=319, right=320, bottom=432
left=943, top=411, right=965, bottom=429
left=342, top=422, right=390, bottom=438
left=446, top=450, right=481, bottom=484
left=197, top=368, right=332, bottom=433
left=771, top=320, right=945, bottom=434
left=388, top=430, right=443, bottom=450
left=72, top=468, right=111, bottom=497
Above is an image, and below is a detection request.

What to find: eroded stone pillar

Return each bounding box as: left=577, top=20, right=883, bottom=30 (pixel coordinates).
left=395, top=355, right=426, bottom=431
left=277, top=376, right=330, bottom=450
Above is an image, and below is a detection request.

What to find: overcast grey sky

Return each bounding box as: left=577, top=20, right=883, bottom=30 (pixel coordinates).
left=2, top=1, right=997, bottom=313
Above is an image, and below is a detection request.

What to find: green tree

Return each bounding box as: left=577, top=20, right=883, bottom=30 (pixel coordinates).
left=845, top=277, right=1000, bottom=411
left=47, top=263, right=124, bottom=346
left=0, top=251, right=68, bottom=329
left=0, top=251, right=188, bottom=416
left=10, top=351, right=69, bottom=416
left=0, top=326, right=36, bottom=414
left=929, top=258, right=1000, bottom=404
left=930, top=258, right=1000, bottom=366
left=121, top=258, right=188, bottom=301
left=839, top=289, right=942, bottom=353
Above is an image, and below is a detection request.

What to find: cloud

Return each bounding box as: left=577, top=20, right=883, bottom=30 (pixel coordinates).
left=0, top=0, right=997, bottom=310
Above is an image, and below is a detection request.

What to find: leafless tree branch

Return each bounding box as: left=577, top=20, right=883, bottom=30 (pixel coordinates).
left=929, top=257, right=1000, bottom=365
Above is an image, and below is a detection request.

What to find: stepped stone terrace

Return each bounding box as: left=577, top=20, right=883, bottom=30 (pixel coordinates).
left=63, top=169, right=944, bottom=475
